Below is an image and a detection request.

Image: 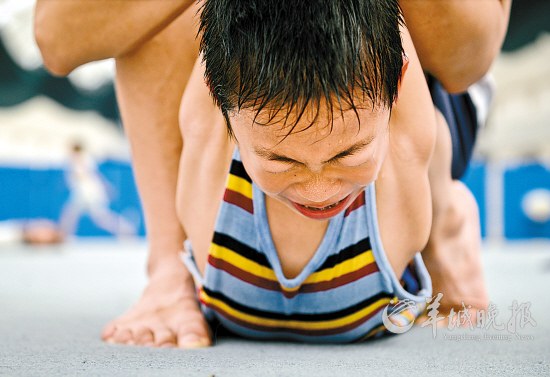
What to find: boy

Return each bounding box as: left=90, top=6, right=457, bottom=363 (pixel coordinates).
left=172, top=0, right=479, bottom=345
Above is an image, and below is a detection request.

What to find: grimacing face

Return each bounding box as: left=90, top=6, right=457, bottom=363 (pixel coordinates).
left=229, top=104, right=391, bottom=221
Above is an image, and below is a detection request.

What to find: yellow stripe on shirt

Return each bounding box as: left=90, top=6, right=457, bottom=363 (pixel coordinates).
left=200, top=289, right=392, bottom=331
left=226, top=174, right=253, bottom=199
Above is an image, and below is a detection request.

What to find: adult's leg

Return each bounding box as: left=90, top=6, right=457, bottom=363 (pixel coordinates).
left=101, top=6, right=211, bottom=348
left=422, top=106, right=489, bottom=318
left=35, top=0, right=194, bottom=75
left=400, top=0, right=511, bottom=93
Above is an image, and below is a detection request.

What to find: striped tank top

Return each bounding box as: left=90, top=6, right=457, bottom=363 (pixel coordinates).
left=183, top=150, right=432, bottom=343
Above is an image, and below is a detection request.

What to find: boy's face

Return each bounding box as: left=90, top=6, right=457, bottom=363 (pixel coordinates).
left=230, top=104, right=391, bottom=221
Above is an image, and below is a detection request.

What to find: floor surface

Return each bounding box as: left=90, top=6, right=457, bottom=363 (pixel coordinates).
left=1, top=240, right=549, bottom=376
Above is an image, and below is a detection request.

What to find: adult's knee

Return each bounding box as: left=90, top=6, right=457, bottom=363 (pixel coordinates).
left=34, top=9, right=75, bottom=76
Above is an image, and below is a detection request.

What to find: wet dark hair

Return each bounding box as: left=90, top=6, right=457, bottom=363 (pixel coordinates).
left=199, top=0, right=404, bottom=135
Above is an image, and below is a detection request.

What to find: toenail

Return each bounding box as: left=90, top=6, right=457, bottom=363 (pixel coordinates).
left=180, top=334, right=200, bottom=344
left=179, top=335, right=210, bottom=349
left=180, top=340, right=209, bottom=349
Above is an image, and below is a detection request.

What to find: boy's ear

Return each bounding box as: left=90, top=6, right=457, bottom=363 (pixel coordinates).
left=398, top=53, right=409, bottom=92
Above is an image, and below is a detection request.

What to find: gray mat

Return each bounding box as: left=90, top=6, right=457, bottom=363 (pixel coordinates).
left=1, top=241, right=549, bottom=376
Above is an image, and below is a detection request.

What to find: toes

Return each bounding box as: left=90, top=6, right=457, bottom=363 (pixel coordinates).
left=133, top=326, right=155, bottom=346
left=101, top=311, right=142, bottom=343
left=151, top=327, right=177, bottom=347
left=177, top=332, right=211, bottom=349
left=104, top=323, right=176, bottom=348
left=101, top=322, right=117, bottom=340
left=176, top=318, right=212, bottom=349
left=111, top=328, right=134, bottom=345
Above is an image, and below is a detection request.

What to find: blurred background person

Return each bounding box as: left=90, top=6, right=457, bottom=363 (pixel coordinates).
left=0, top=0, right=143, bottom=240
left=59, top=141, right=136, bottom=238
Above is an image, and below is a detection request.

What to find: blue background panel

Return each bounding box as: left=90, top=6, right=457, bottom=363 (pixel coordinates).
left=504, top=163, right=550, bottom=239
left=461, top=161, right=486, bottom=238
left=0, top=161, right=144, bottom=237
left=2, top=160, right=550, bottom=240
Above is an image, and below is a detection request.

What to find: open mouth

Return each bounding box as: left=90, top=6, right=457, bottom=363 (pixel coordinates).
left=291, top=195, right=351, bottom=220
left=301, top=200, right=345, bottom=212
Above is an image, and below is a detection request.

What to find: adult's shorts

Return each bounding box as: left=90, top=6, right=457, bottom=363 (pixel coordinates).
left=427, top=74, right=493, bottom=180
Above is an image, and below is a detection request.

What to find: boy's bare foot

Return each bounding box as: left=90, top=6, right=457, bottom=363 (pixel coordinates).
left=101, top=255, right=211, bottom=348
left=421, top=181, right=489, bottom=322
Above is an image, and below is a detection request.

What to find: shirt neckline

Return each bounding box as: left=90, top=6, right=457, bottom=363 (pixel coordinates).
left=253, top=184, right=344, bottom=289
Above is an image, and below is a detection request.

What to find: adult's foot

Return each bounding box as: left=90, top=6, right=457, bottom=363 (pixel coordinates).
left=101, top=254, right=211, bottom=348
left=420, top=181, right=489, bottom=325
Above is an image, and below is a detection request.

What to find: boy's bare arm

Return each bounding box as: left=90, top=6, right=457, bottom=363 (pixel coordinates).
left=400, top=0, right=512, bottom=93
left=377, top=26, right=436, bottom=277
left=34, top=0, right=193, bottom=75
left=177, top=58, right=234, bottom=274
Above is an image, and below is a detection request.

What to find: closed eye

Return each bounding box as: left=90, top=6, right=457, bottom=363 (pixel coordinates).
left=254, top=136, right=374, bottom=166
left=324, top=138, right=374, bottom=164
left=268, top=156, right=302, bottom=165
left=327, top=150, right=357, bottom=163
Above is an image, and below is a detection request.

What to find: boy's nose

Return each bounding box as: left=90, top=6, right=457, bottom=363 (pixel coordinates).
left=295, top=175, right=342, bottom=204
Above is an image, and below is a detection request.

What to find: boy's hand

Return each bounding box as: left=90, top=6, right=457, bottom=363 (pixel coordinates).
left=101, top=254, right=211, bottom=348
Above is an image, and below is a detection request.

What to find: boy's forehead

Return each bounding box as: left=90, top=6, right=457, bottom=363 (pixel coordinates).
left=232, top=102, right=388, bottom=136
left=229, top=108, right=388, bottom=157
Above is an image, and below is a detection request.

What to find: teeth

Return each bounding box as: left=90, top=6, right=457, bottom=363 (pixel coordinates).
left=304, top=201, right=339, bottom=211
